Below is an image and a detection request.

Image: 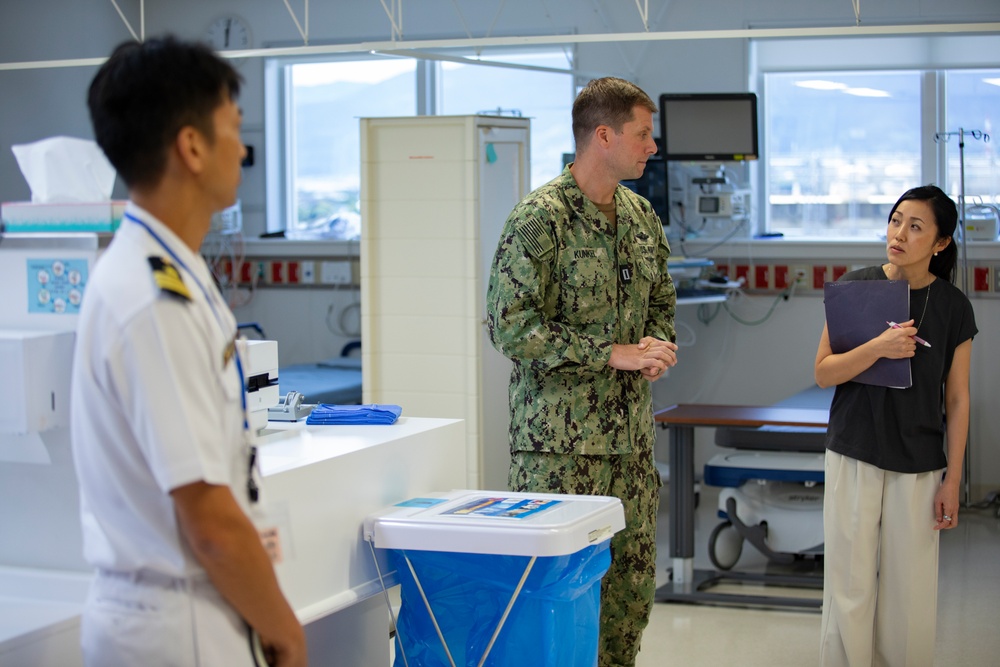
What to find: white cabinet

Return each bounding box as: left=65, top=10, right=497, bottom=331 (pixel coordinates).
left=360, top=115, right=530, bottom=490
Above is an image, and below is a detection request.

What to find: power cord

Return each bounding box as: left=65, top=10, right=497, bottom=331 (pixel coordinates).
left=326, top=299, right=361, bottom=338
left=717, top=281, right=797, bottom=327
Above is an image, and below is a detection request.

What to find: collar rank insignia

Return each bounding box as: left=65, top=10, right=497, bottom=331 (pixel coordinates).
left=147, top=256, right=192, bottom=301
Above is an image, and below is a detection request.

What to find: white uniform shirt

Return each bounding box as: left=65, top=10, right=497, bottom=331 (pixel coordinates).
left=71, top=202, right=249, bottom=578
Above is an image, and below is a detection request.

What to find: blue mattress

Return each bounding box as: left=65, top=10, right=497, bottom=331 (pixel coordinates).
left=278, top=357, right=362, bottom=405
left=704, top=451, right=825, bottom=486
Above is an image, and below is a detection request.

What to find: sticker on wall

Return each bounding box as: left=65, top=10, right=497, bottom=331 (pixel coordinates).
left=27, top=258, right=88, bottom=314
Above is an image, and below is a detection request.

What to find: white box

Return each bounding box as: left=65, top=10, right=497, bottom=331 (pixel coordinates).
left=364, top=490, right=625, bottom=557
left=244, top=340, right=280, bottom=427
left=964, top=207, right=999, bottom=241
left=0, top=330, right=75, bottom=434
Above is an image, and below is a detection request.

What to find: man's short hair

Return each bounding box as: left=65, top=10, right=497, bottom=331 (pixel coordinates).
left=572, top=77, right=657, bottom=151
left=87, top=36, right=242, bottom=189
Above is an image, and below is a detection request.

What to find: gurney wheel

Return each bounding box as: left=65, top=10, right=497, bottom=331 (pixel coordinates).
left=708, top=520, right=743, bottom=571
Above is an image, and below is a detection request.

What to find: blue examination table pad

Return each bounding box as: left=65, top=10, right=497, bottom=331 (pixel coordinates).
left=277, top=357, right=362, bottom=405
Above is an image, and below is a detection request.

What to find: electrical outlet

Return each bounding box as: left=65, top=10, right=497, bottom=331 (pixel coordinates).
left=286, top=261, right=301, bottom=285
left=735, top=264, right=750, bottom=286
left=774, top=264, right=789, bottom=290
left=269, top=261, right=284, bottom=284
left=320, top=261, right=353, bottom=285
left=973, top=266, right=990, bottom=292
left=301, top=261, right=315, bottom=284
left=239, top=261, right=253, bottom=284
left=813, top=265, right=828, bottom=290
left=755, top=265, right=770, bottom=289
left=791, top=265, right=809, bottom=287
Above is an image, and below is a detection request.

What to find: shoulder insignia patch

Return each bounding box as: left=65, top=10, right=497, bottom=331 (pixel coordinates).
left=514, top=217, right=555, bottom=259
left=147, top=256, right=191, bottom=301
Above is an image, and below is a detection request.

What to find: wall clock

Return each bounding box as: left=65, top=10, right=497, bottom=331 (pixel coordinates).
left=205, top=15, right=252, bottom=51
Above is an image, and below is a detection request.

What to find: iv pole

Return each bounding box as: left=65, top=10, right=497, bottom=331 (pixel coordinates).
left=934, top=127, right=990, bottom=507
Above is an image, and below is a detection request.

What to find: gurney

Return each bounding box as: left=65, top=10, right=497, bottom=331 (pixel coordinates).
left=236, top=326, right=363, bottom=407
left=703, top=386, right=832, bottom=570
left=278, top=356, right=363, bottom=405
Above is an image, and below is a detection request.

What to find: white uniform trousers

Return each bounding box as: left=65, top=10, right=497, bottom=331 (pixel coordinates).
left=820, top=450, right=941, bottom=667
left=82, top=569, right=255, bottom=667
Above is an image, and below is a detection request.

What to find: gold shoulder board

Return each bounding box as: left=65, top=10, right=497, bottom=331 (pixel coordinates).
left=147, top=256, right=192, bottom=301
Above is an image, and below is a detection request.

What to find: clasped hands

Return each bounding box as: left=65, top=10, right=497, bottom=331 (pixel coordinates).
left=609, top=336, right=679, bottom=382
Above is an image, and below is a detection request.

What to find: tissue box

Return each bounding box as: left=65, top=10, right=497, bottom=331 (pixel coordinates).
left=1, top=200, right=126, bottom=233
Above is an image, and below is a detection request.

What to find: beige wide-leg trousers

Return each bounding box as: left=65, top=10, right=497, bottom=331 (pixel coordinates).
left=820, top=450, right=942, bottom=667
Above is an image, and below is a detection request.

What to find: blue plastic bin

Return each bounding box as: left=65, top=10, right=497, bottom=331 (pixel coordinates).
left=392, top=543, right=609, bottom=666
left=365, top=491, right=625, bottom=667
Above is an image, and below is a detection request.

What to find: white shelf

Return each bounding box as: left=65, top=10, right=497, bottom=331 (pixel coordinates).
left=677, top=294, right=728, bottom=306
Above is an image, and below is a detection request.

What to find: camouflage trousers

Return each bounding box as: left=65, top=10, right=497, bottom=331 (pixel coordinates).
left=509, top=449, right=660, bottom=667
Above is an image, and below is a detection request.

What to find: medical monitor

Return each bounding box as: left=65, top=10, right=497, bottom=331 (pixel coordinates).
left=659, top=93, right=759, bottom=162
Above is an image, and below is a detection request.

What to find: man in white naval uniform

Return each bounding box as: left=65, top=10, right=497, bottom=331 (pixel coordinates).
left=71, top=36, right=307, bottom=666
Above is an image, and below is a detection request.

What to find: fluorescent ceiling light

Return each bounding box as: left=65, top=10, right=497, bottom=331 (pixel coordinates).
left=984, top=77, right=1000, bottom=87
left=795, top=79, right=847, bottom=90
left=292, top=59, right=415, bottom=86
left=843, top=87, right=891, bottom=97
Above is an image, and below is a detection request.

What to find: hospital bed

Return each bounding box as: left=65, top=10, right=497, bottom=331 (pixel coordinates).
left=703, top=385, right=833, bottom=571
left=237, top=324, right=363, bottom=407
left=278, top=356, right=363, bottom=406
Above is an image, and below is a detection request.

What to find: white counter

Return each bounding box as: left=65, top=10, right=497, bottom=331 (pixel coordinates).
left=257, top=416, right=467, bottom=623
left=0, top=416, right=468, bottom=667
left=0, top=568, right=90, bottom=667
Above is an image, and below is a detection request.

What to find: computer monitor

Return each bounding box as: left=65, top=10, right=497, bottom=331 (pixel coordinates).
left=658, top=93, right=759, bottom=162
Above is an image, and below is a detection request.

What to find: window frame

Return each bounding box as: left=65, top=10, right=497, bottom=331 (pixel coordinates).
left=264, top=54, right=426, bottom=236
left=751, top=33, right=1000, bottom=239
left=264, top=46, right=578, bottom=237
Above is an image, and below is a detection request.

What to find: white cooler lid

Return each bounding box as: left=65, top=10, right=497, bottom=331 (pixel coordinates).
left=364, top=490, right=625, bottom=557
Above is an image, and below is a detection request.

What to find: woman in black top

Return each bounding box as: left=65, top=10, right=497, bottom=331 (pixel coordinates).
left=814, top=185, right=977, bottom=667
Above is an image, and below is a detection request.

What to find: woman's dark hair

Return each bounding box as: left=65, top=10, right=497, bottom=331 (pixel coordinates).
left=888, top=184, right=958, bottom=283
left=87, top=36, right=242, bottom=189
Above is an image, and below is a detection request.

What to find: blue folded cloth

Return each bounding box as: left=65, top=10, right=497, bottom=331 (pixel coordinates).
left=306, top=403, right=402, bottom=425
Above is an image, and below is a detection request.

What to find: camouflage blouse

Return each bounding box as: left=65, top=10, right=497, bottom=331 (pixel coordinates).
left=487, top=166, right=676, bottom=456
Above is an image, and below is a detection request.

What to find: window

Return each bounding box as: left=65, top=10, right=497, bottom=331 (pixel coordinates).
left=754, top=34, right=1000, bottom=239
left=764, top=71, right=922, bottom=238
left=267, top=50, right=575, bottom=239
left=281, top=58, right=417, bottom=240
left=438, top=51, right=574, bottom=190
left=942, top=69, right=1000, bottom=208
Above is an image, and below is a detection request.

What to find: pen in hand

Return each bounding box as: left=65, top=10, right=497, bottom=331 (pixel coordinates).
left=887, top=321, right=931, bottom=348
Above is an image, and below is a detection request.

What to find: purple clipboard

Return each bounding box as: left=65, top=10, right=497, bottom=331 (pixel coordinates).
left=824, top=280, right=911, bottom=388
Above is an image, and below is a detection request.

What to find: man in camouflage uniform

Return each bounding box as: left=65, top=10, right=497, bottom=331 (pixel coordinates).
left=487, top=77, right=677, bottom=667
